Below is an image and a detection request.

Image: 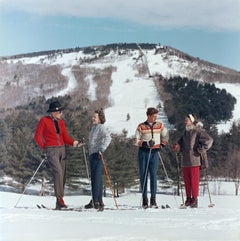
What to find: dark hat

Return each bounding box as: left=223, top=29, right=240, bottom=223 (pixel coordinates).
left=146, top=107, right=158, bottom=116
left=47, top=101, right=64, bottom=113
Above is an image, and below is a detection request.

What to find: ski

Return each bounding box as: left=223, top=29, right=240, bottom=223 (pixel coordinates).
left=36, top=204, right=84, bottom=212
left=179, top=204, right=187, bottom=209
left=37, top=204, right=107, bottom=212
left=36, top=204, right=170, bottom=211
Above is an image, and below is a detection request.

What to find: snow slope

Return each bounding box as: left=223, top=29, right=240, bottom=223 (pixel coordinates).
left=2, top=48, right=240, bottom=241
left=1, top=189, right=240, bottom=241
left=5, top=49, right=240, bottom=136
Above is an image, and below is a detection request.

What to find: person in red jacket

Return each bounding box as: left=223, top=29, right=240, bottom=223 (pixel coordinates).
left=34, top=100, right=83, bottom=209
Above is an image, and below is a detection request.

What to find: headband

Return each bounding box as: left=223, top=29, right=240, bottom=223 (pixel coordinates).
left=188, top=114, right=195, bottom=123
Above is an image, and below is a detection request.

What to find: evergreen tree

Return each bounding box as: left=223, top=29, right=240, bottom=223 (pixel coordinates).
left=105, top=135, right=139, bottom=196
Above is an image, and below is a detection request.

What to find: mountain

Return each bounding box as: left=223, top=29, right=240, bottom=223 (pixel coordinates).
left=0, top=43, right=240, bottom=136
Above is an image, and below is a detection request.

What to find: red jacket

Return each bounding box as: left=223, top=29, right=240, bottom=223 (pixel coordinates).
left=34, top=116, right=74, bottom=150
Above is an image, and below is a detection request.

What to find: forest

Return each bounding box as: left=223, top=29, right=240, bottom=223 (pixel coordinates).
left=0, top=76, right=240, bottom=196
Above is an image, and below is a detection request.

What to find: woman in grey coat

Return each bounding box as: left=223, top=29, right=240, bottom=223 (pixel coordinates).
left=173, top=114, right=213, bottom=208
left=84, top=108, right=111, bottom=210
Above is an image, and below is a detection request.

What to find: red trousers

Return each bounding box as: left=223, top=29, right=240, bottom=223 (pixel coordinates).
left=182, top=166, right=200, bottom=199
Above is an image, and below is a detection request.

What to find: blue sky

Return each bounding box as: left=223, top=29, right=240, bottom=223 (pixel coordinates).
left=0, top=0, right=239, bottom=70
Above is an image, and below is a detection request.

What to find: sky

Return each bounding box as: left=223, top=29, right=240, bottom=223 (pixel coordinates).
left=0, top=0, right=240, bottom=71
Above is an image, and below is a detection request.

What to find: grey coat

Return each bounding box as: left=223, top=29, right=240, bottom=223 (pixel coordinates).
left=89, top=124, right=111, bottom=155
left=178, top=126, right=213, bottom=168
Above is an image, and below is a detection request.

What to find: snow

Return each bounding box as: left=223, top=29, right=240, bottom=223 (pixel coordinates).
left=61, top=49, right=240, bottom=136
left=214, top=83, right=240, bottom=133
left=1, top=181, right=240, bottom=241
left=56, top=67, right=78, bottom=97
left=2, top=48, right=240, bottom=239
left=104, top=54, right=161, bottom=137
left=2, top=47, right=240, bottom=240
left=5, top=49, right=240, bottom=136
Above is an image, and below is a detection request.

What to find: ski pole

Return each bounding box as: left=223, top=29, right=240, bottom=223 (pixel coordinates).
left=82, top=145, right=94, bottom=205
left=14, top=157, right=46, bottom=208
left=204, top=169, right=215, bottom=207
left=141, top=148, right=152, bottom=204
left=158, top=151, right=178, bottom=207
left=175, top=153, right=186, bottom=208
left=99, top=153, right=118, bottom=209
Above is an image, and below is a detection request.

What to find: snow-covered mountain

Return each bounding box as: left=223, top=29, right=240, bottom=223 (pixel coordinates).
left=1, top=44, right=240, bottom=136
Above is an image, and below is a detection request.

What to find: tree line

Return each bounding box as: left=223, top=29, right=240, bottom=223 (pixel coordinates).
left=0, top=76, right=240, bottom=196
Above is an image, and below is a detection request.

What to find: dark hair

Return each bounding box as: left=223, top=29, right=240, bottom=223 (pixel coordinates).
left=146, top=107, right=158, bottom=116
left=95, top=108, right=106, bottom=124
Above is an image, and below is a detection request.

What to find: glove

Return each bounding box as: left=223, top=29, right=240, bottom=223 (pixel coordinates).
left=172, top=143, right=179, bottom=151
left=78, top=137, right=86, bottom=146
left=142, top=141, right=149, bottom=148
left=41, top=152, right=48, bottom=160
left=142, top=140, right=155, bottom=148
left=148, top=139, right=155, bottom=147
left=197, top=146, right=204, bottom=154
left=73, top=140, right=85, bottom=147
left=98, top=151, right=103, bottom=159
left=160, top=143, right=165, bottom=149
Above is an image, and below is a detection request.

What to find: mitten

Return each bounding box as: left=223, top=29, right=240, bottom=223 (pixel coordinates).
left=172, top=143, right=179, bottom=151
left=142, top=141, right=149, bottom=148
left=148, top=139, right=155, bottom=147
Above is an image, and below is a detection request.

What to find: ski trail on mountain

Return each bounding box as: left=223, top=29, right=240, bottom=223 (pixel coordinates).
left=57, top=67, right=77, bottom=96
left=104, top=55, right=160, bottom=137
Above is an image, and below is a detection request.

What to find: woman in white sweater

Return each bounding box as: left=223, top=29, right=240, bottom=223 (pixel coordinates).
left=84, top=109, right=111, bottom=210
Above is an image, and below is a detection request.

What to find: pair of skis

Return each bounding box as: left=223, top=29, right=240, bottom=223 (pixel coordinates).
left=179, top=203, right=215, bottom=209
left=36, top=204, right=171, bottom=212
left=37, top=204, right=105, bottom=212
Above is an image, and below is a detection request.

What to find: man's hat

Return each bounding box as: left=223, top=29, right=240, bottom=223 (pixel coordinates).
left=47, top=101, right=64, bottom=113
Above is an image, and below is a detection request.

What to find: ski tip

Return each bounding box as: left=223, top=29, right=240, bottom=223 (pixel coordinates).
left=180, top=204, right=187, bottom=209
left=208, top=204, right=215, bottom=208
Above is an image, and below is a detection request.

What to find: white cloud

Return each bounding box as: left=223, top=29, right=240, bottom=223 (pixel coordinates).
left=1, top=0, right=240, bottom=31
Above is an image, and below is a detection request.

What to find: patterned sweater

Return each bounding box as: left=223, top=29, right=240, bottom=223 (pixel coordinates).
left=134, top=121, right=169, bottom=151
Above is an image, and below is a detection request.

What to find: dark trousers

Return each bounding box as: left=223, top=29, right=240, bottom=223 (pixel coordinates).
left=138, top=149, right=159, bottom=198
left=46, top=146, right=66, bottom=198
left=90, top=153, right=103, bottom=203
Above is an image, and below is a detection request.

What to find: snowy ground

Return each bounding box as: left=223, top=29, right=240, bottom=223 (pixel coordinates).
left=1, top=184, right=240, bottom=241
left=1, top=50, right=240, bottom=241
